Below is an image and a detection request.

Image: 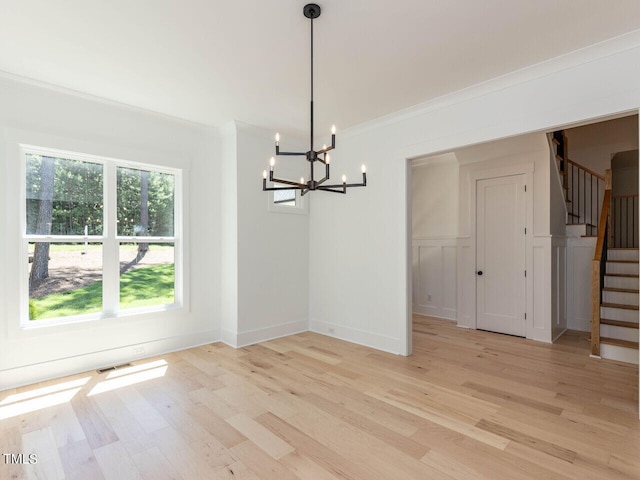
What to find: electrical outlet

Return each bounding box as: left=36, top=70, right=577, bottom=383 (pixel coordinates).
left=133, top=347, right=145, bottom=355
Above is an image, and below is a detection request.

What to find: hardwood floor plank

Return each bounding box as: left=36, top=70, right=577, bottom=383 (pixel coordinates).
left=58, top=439, right=105, bottom=480
left=476, top=419, right=577, bottom=463
left=93, top=441, right=142, bottom=480
left=230, top=440, right=300, bottom=480
left=462, top=381, right=564, bottom=416
left=226, top=412, right=295, bottom=460
left=364, top=389, right=510, bottom=450
left=70, top=393, right=118, bottom=450
left=150, top=426, right=223, bottom=480
left=21, top=426, right=65, bottom=480
left=130, top=446, right=182, bottom=480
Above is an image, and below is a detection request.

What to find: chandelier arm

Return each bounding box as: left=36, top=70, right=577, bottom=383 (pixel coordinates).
left=269, top=175, right=307, bottom=188
left=263, top=185, right=303, bottom=191
left=316, top=186, right=346, bottom=194
left=319, top=181, right=366, bottom=189
left=315, top=163, right=330, bottom=184
left=275, top=150, right=307, bottom=156
left=318, top=145, right=334, bottom=155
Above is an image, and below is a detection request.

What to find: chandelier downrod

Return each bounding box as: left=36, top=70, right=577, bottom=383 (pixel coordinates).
left=262, top=3, right=367, bottom=196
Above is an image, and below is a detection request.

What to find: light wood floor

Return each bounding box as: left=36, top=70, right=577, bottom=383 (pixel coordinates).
left=1, top=316, right=639, bottom=480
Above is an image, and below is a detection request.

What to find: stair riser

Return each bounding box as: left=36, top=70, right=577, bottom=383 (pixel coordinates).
left=603, top=291, right=639, bottom=306
left=606, top=263, right=639, bottom=275
left=600, top=324, right=639, bottom=342
left=600, top=306, right=639, bottom=322
left=604, top=276, right=639, bottom=289
left=566, top=225, right=587, bottom=238
left=608, top=250, right=640, bottom=261
left=600, top=344, right=639, bottom=364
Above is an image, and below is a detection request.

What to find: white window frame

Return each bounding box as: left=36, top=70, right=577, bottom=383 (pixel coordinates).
left=20, top=144, right=183, bottom=329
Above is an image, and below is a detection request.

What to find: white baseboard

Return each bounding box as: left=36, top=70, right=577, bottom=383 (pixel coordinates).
left=413, top=305, right=457, bottom=320
left=0, top=329, right=220, bottom=391
left=225, top=320, right=308, bottom=349
left=310, top=320, right=400, bottom=355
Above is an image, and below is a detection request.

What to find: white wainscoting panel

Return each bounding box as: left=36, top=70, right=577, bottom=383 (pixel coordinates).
left=412, top=237, right=457, bottom=320
left=551, top=237, right=568, bottom=341
left=532, top=237, right=552, bottom=342
left=566, top=237, right=597, bottom=332
left=456, top=240, right=473, bottom=328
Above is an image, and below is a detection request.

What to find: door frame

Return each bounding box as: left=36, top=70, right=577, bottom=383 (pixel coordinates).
left=469, top=162, right=534, bottom=335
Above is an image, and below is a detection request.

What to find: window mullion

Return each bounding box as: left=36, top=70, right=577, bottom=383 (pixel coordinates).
left=103, top=162, right=118, bottom=315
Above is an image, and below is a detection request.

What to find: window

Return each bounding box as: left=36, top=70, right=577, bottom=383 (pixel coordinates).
left=273, top=183, right=296, bottom=206
left=267, top=183, right=308, bottom=214
left=23, top=146, right=181, bottom=326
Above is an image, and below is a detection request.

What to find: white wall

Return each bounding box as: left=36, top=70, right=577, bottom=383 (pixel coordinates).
left=612, top=150, right=639, bottom=195
left=234, top=123, right=309, bottom=345
left=566, top=237, right=596, bottom=332
left=309, top=32, right=640, bottom=356
left=411, top=160, right=458, bottom=320
left=566, top=115, right=638, bottom=174
left=0, top=76, right=220, bottom=389
left=412, top=160, right=458, bottom=238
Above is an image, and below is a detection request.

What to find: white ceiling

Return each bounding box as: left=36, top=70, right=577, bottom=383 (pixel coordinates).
left=1, top=1, right=638, bottom=136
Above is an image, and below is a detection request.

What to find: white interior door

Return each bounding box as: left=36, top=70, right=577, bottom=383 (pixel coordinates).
left=476, top=174, right=527, bottom=337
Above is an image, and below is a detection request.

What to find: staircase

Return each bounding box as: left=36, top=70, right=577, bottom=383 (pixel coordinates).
left=591, top=184, right=639, bottom=364
left=599, top=247, right=639, bottom=363
left=551, top=130, right=639, bottom=364
left=552, top=130, right=604, bottom=237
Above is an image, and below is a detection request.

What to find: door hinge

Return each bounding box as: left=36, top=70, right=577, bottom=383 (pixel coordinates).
left=524, top=227, right=527, bottom=234
left=524, top=313, right=527, bottom=319
left=524, top=185, right=527, bottom=192
left=524, top=270, right=527, bottom=277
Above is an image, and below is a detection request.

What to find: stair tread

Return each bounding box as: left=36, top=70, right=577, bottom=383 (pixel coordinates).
left=581, top=235, right=597, bottom=238
left=571, top=222, right=596, bottom=227
left=607, top=260, right=638, bottom=264
left=603, top=287, right=639, bottom=293
left=608, top=248, right=639, bottom=250
left=552, top=138, right=561, bottom=146
left=601, top=302, right=639, bottom=310
left=601, top=318, right=640, bottom=329
left=601, top=337, right=639, bottom=349
left=605, top=273, right=639, bottom=278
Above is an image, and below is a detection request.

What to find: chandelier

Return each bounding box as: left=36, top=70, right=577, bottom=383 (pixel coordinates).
left=262, top=3, right=367, bottom=196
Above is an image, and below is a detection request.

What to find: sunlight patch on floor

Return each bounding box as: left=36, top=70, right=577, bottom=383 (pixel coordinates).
left=88, top=359, right=168, bottom=396
left=0, top=376, right=91, bottom=420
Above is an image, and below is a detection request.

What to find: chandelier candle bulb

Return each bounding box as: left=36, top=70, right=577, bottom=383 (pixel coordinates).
left=331, top=125, right=336, bottom=135
left=275, top=133, right=280, bottom=144
left=270, top=157, right=275, bottom=171
left=326, top=154, right=330, bottom=164
left=342, top=174, right=347, bottom=184
left=361, top=165, right=366, bottom=173
left=263, top=170, right=267, bottom=179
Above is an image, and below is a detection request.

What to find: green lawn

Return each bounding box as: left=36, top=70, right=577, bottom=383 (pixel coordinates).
left=30, top=263, right=175, bottom=320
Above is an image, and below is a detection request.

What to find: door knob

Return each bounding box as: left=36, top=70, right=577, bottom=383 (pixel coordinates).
left=477, top=271, right=483, bottom=276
